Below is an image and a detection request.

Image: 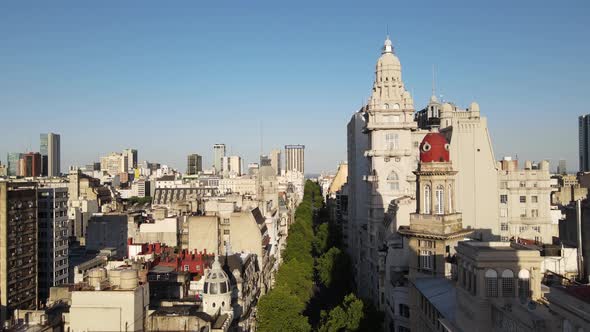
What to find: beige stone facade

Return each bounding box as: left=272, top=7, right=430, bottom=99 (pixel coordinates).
left=498, top=157, right=557, bottom=243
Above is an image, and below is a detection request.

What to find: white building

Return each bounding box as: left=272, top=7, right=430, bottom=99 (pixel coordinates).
left=67, top=268, right=149, bottom=332
left=100, top=152, right=128, bottom=176
left=498, top=157, right=557, bottom=243
left=213, top=144, right=226, bottom=174
left=222, top=156, right=242, bottom=177
left=347, top=36, right=426, bottom=304
left=284, top=145, right=305, bottom=174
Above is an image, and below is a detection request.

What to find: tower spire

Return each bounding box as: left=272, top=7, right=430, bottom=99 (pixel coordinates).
left=382, top=35, right=393, bottom=54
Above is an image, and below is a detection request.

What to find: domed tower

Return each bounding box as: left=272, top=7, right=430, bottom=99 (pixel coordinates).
left=202, top=256, right=232, bottom=316
left=398, top=133, right=472, bottom=279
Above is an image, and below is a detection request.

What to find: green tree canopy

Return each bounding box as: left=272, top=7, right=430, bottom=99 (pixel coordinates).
left=257, top=286, right=311, bottom=332
left=318, top=293, right=364, bottom=332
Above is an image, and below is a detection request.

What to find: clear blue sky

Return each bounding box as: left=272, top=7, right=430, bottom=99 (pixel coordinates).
left=1, top=1, right=588, bottom=173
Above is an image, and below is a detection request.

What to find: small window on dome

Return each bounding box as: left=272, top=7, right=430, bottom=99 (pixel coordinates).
left=203, top=282, right=209, bottom=294
left=220, top=282, right=228, bottom=293
left=210, top=283, right=218, bottom=294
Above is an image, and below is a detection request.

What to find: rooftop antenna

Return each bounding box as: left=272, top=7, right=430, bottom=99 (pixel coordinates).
left=259, top=119, right=264, bottom=157
left=386, top=24, right=389, bottom=38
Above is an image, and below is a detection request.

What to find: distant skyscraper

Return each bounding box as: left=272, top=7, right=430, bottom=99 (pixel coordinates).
left=285, top=145, right=305, bottom=174
left=557, top=159, right=567, bottom=175
left=579, top=115, right=590, bottom=172
left=40, top=133, right=61, bottom=176
left=270, top=149, right=281, bottom=175
left=6, top=152, right=22, bottom=176
left=19, top=152, right=42, bottom=177
left=123, top=148, right=138, bottom=171
left=222, top=156, right=242, bottom=177
left=187, top=154, right=203, bottom=175
left=213, top=144, right=226, bottom=173
left=260, top=155, right=271, bottom=166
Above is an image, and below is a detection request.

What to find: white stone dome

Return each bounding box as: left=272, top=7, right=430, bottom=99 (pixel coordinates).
left=203, top=257, right=231, bottom=296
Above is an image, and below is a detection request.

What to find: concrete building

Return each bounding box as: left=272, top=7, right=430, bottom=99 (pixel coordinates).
left=187, top=153, right=203, bottom=175
left=123, top=148, right=138, bottom=172
left=40, top=133, right=60, bottom=177
left=346, top=36, right=425, bottom=305
left=213, top=144, right=226, bottom=174
left=270, top=149, right=281, bottom=175
left=0, top=163, right=6, bottom=177
left=67, top=168, right=114, bottom=240
left=219, top=177, right=256, bottom=195
left=545, top=284, right=590, bottom=331
left=417, top=95, right=502, bottom=240
left=67, top=268, right=149, bottom=332
left=85, top=214, right=128, bottom=259
left=285, top=145, right=305, bottom=174
left=498, top=157, right=556, bottom=243
left=222, top=156, right=242, bottom=177
left=7, top=152, right=23, bottom=176
left=552, top=174, right=587, bottom=206
left=100, top=152, right=128, bottom=176
left=37, top=187, right=69, bottom=303
left=19, top=152, right=42, bottom=177
left=0, top=181, right=38, bottom=323
left=558, top=159, right=567, bottom=175
left=397, top=133, right=472, bottom=332
left=579, top=114, right=590, bottom=172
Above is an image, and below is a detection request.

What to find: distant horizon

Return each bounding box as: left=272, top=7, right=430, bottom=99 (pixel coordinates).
left=1, top=1, right=587, bottom=173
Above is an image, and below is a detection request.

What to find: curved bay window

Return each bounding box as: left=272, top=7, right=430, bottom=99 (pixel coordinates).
left=435, top=185, right=444, bottom=215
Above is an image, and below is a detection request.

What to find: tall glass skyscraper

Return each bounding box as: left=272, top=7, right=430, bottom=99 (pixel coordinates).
left=6, top=152, right=22, bottom=176
left=40, top=133, right=61, bottom=177
left=579, top=115, right=590, bottom=172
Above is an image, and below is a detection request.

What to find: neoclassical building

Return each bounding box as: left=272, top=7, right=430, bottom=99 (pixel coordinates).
left=347, top=36, right=427, bottom=304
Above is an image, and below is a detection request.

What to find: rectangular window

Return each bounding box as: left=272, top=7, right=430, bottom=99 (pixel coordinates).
left=531, top=209, right=539, bottom=218
left=223, top=229, right=230, bottom=235
left=520, top=196, right=526, bottom=203
left=486, top=277, right=498, bottom=297
left=532, top=196, right=538, bottom=203
left=500, top=209, right=507, bottom=217
left=419, top=250, right=434, bottom=270
left=520, top=181, right=526, bottom=188
left=501, top=236, right=509, bottom=242
left=385, top=133, right=400, bottom=150
left=501, top=223, right=508, bottom=231
left=502, top=277, right=515, bottom=297
left=184, top=265, right=190, bottom=271
left=500, top=195, right=508, bottom=204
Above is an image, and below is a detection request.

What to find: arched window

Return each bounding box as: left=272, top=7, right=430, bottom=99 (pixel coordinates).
left=384, top=103, right=390, bottom=109
left=448, top=184, right=453, bottom=213
left=393, top=103, right=400, bottom=110
left=485, top=269, right=498, bottom=297
left=424, top=185, right=431, bottom=214
left=388, top=171, right=399, bottom=191
left=501, top=269, right=515, bottom=297
left=518, top=269, right=531, bottom=299
left=435, top=185, right=444, bottom=215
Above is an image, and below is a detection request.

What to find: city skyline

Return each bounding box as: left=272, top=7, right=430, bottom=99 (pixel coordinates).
left=1, top=1, right=588, bottom=173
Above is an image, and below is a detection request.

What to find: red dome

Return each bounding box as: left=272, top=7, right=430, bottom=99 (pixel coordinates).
left=419, top=133, right=450, bottom=162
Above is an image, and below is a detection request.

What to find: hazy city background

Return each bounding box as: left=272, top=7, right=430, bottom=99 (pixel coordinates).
left=1, top=0, right=588, bottom=173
